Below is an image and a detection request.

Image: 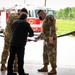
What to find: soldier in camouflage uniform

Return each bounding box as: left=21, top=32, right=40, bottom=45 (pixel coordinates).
left=1, top=8, right=28, bottom=71
left=35, top=10, right=57, bottom=75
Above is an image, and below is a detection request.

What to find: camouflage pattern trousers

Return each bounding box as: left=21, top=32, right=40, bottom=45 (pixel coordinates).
left=1, top=35, right=18, bottom=66
left=43, top=39, right=57, bottom=68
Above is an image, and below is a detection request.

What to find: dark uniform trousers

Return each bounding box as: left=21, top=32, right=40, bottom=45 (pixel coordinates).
left=7, top=46, right=25, bottom=74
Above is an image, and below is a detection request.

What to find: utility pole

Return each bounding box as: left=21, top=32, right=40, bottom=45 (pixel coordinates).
left=44, top=0, right=46, bottom=6
left=24, top=0, right=26, bottom=4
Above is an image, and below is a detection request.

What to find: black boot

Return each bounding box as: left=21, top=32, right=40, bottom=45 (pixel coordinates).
left=24, top=73, right=29, bottom=75
left=19, top=72, right=29, bottom=75
left=7, top=72, right=17, bottom=75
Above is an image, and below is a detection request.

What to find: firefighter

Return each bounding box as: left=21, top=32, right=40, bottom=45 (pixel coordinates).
left=0, top=8, right=28, bottom=72
left=35, top=10, right=57, bottom=75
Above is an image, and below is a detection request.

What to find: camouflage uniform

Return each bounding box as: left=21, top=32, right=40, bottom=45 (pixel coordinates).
left=38, top=33, right=49, bottom=65
left=38, top=15, right=57, bottom=68
left=1, top=13, right=19, bottom=71
left=42, top=15, right=57, bottom=68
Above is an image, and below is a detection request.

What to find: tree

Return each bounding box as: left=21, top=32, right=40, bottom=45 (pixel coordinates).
left=56, top=7, right=75, bottom=19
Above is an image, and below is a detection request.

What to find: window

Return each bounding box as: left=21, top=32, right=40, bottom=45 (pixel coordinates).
left=28, top=10, right=34, bottom=17
left=47, top=10, right=55, bottom=17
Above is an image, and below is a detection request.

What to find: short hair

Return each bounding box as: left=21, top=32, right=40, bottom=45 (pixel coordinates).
left=37, top=10, right=44, bottom=14
left=46, top=14, right=55, bottom=22
left=20, top=8, right=28, bottom=14
left=19, top=13, right=27, bottom=20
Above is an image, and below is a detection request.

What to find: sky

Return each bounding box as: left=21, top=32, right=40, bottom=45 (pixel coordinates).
left=0, top=0, right=75, bottom=10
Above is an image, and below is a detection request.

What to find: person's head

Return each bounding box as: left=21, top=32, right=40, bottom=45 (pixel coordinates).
left=45, top=14, right=54, bottom=22
left=19, top=13, right=27, bottom=20
left=44, top=14, right=55, bottom=25
left=19, top=8, right=28, bottom=16
left=37, top=10, right=46, bottom=20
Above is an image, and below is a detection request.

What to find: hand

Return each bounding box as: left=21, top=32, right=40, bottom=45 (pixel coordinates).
left=49, top=37, right=53, bottom=44
left=34, top=37, right=39, bottom=42
left=26, top=38, right=28, bottom=42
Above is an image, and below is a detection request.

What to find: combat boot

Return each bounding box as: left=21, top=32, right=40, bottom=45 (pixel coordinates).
left=13, top=64, right=18, bottom=72
left=48, top=68, right=57, bottom=75
left=1, top=64, right=7, bottom=71
left=38, top=65, right=48, bottom=72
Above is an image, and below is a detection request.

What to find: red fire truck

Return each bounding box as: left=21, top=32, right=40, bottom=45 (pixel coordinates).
left=0, top=11, right=8, bottom=32
left=26, top=7, right=56, bottom=32
left=0, top=6, right=56, bottom=32
left=9, top=5, right=56, bottom=32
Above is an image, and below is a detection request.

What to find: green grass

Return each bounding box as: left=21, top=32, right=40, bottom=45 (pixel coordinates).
left=56, top=19, right=75, bottom=36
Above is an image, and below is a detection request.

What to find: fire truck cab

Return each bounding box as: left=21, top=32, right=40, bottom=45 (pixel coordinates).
left=0, top=5, right=56, bottom=32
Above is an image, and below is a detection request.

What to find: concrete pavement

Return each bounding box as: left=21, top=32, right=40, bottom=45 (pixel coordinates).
left=0, top=35, right=75, bottom=75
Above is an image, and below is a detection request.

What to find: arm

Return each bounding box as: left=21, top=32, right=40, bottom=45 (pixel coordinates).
left=49, top=25, right=56, bottom=43
left=4, top=13, right=18, bottom=37
left=27, top=22, right=34, bottom=37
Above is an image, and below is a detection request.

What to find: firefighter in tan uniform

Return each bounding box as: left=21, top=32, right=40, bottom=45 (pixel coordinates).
left=0, top=8, right=28, bottom=71
left=35, top=10, right=57, bottom=75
